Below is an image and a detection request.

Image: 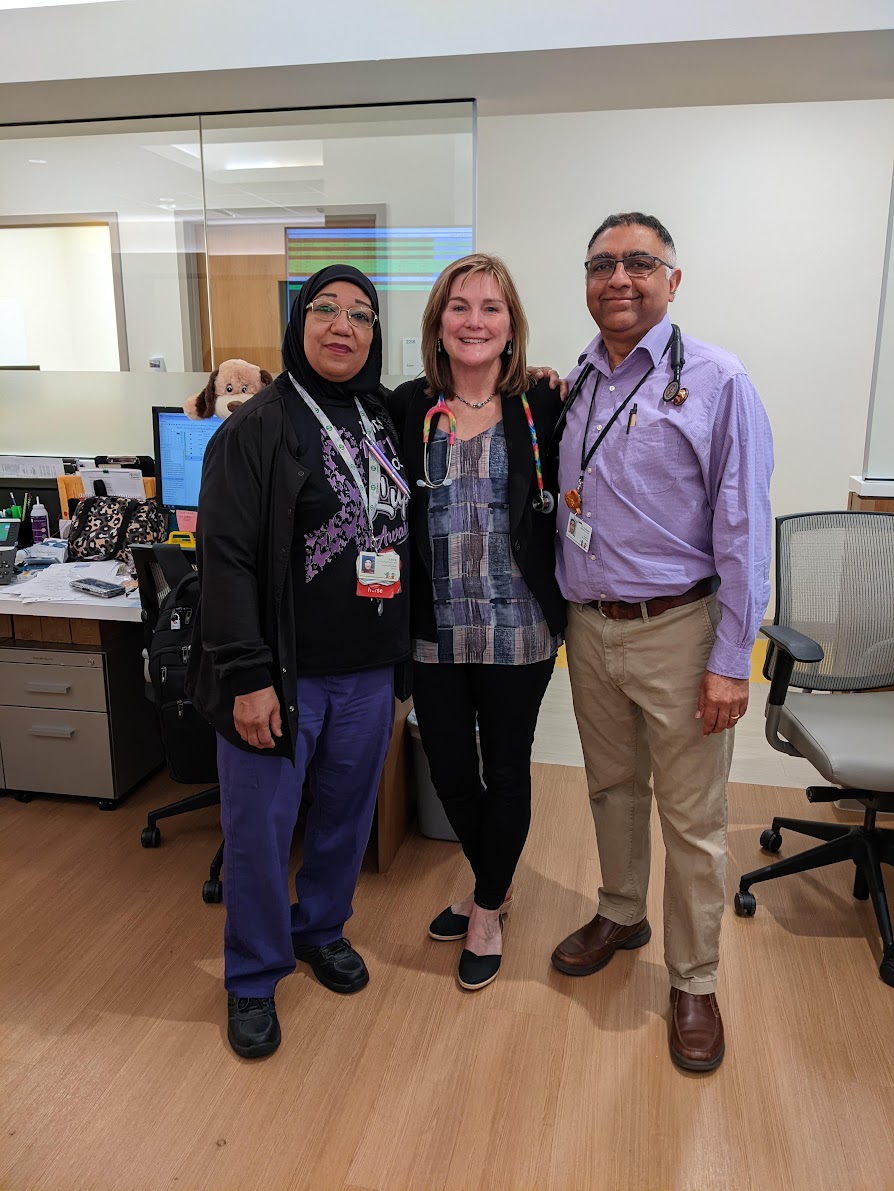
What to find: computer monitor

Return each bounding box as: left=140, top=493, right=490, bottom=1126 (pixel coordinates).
left=152, top=407, right=222, bottom=512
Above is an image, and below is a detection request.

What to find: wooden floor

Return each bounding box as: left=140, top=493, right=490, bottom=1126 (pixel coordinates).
left=2, top=767, right=894, bottom=1191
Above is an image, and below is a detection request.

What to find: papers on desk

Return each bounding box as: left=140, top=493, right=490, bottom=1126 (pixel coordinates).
left=5, top=560, right=125, bottom=603
left=0, top=454, right=66, bottom=479
left=78, top=468, right=146, bottom=498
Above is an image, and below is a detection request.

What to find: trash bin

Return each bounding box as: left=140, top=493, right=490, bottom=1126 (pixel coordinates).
left=407, top=707, right=473, bottom=842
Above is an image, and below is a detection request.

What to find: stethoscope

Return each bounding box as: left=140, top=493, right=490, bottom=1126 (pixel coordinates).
left=557, top=323, right=688, bottom=435
left=418, top=393, right=555, bottom=515
left=662, top=324, right=688, bottom=405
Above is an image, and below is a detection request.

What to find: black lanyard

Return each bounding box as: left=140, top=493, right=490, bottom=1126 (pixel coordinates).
left=577, top=330, right=674, bottom=480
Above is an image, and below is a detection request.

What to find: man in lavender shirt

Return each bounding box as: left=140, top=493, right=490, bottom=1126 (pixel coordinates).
left=549, top=212, right=773, bottom=1073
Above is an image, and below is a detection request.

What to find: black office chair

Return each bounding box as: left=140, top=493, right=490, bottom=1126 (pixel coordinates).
left=734, top=511, right=894, bottom=986
left=132, top=543, right=224, bottom=903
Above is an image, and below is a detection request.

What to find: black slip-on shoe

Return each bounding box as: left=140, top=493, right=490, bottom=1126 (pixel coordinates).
left=428, top=907, right=471, bottom=941
left=428, top=896, right=514, bottom=942
left=457, top=948, right=502, bottom=991
left=226, top=995, right=281, bottom=1059
left=293, top=937, right=369, bottom=994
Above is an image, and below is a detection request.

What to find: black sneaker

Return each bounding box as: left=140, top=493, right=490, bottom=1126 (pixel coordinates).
left=293, top=937, right=369, bottom=994
left=226, top=995, right=281, bottom=1059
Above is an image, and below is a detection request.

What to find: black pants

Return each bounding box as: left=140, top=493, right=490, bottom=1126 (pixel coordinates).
left=412, top=658, right=556, bottom=909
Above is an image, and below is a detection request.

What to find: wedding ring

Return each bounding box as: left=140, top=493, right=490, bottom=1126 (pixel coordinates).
left=730, top=714, right=740, bottom=720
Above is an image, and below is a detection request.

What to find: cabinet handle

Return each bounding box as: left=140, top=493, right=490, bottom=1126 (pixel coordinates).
left=29, top=725, right=75, bottom=739
left=25, top=682, right=72, bottom=694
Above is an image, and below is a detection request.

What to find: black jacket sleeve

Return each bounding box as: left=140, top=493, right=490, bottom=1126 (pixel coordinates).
left=195, top=414, right=273, bottom=698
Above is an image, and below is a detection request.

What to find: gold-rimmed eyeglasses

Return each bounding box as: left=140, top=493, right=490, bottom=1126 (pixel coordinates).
left=306, top=300, right=378, bottom=329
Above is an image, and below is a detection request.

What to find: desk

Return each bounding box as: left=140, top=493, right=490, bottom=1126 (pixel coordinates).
left=0, top=585, right=162, bottom=805
left=0, top=582, right=412, bottom=869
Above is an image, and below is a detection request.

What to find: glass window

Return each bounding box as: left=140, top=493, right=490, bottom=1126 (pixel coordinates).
left=0, top=102, right=475, bottom=457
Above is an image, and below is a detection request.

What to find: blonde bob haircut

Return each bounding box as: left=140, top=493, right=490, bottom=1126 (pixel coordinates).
left=420, top=253, right=530, bottom=398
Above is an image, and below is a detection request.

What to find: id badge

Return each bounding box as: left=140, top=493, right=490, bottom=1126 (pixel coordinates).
left=356, top=549, right=401, bottom=599
left=565, top=514, right=592, bottom=552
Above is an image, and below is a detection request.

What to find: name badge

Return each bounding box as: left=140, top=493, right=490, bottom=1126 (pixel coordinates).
left=565, top=514, right=592, bottom=552
left=356, top=549, right=401, bottom=599
left=357, top=550, right=400, bottom=583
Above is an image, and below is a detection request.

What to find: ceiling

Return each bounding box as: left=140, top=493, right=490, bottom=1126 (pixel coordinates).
left=1, top=31, right=893, bottom=127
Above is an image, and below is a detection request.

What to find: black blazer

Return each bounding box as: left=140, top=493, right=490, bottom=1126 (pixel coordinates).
left=388, top=376, right=566, bottom=642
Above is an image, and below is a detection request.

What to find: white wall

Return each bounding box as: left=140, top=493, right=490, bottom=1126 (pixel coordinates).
left=2, top=0, right=890, bottom=85
left=477, top=99, right=894, bottom=519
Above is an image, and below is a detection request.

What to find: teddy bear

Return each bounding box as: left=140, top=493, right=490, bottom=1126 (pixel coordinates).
left=183, top=358, right=273, bottom=420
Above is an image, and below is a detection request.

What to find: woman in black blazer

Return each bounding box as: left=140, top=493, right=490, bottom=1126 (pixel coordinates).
left=390, top=253, right=565, bottom=991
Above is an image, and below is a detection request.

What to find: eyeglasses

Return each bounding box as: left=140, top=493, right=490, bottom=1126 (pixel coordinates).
left=583, top=253, right=674, bottom=280
left=306, top=300, right=378, bottom=329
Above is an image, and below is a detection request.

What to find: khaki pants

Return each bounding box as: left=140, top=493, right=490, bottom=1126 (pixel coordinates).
left=565, top=596, right=733, bottom=994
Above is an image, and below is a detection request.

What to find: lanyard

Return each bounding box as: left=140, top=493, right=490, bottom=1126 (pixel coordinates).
left=577, top=330, right=674, bottom=485
left=519, top=392, right=554, bottom=513
left=290, top=375, right=381, bottom=548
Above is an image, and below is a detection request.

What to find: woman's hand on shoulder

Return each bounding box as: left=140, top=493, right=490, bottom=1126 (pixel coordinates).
left=234, top=686, right=282, bottom=749
left=527, top=366, right=568, bottom=401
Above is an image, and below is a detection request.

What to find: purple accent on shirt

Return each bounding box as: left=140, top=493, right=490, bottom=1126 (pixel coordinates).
left=556, top=314, right=774, bottom=679
left=305, top=423, right=408, bottom=582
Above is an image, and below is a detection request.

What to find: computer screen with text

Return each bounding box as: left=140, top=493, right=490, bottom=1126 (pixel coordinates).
left=153, top=408, right=222, bottom=511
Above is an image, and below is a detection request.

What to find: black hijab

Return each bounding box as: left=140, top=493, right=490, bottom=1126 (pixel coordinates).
left=282, top=264, right=382, bottom=402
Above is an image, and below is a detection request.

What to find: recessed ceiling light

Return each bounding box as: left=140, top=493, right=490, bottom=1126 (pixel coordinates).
left=27, top=158, right=48, bottom=164
left=158, top=197, right=176, bottom=202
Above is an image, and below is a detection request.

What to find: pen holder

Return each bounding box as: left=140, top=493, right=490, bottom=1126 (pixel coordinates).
left=18, top=512, right=33, bottom=550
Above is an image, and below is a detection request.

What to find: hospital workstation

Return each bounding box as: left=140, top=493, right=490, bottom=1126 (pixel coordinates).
left=1, top=5, right=894, bottom=1190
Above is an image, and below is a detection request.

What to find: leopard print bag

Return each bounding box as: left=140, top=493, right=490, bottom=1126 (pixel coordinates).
left=67, top=495, right=167, bottom=564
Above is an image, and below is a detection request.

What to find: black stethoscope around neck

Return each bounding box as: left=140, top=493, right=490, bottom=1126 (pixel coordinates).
left=662, top=324, right=688, bottom=405
left=559, top=323, right=689, bottom=429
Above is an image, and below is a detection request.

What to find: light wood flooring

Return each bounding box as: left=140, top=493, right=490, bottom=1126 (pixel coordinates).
left=2, top=766, right=894, bottom=1191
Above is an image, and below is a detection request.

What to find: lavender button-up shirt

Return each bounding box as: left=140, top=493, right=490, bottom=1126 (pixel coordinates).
left=556, top=314, right=774, bottom=679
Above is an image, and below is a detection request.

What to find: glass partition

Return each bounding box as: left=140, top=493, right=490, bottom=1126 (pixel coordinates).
left=864, top=164, right=894, bottom=481
left=200, top=103, right=475, bottom=387
left=0, top=101, right=475, bottom=456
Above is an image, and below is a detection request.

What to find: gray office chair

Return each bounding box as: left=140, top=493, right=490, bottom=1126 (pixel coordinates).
left=734, top=511, right=894, bottom=986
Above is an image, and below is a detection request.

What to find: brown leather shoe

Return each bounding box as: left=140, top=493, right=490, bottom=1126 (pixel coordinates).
left=551, top=913, right=651, bottom=976
left=668, top=989, right=725, bottom=1072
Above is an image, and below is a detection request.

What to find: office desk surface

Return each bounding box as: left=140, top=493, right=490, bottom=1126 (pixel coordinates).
left=0, top=582, right=141, bottom=622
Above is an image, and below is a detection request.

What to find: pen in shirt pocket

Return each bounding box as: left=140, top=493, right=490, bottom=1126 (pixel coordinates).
left=626, top=403, right=638, bottom=435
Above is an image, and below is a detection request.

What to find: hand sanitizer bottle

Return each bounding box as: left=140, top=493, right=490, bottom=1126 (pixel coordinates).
left=30, top=500, right=49, bottom=543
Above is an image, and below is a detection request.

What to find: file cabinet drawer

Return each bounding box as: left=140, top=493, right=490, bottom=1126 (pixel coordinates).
left=0, top=660, right=106, bottom=712
left=0, top=706, right=113, bottom=798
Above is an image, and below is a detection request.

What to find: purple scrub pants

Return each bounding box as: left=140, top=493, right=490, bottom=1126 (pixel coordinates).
left=216, top=667, right=395, bottom=997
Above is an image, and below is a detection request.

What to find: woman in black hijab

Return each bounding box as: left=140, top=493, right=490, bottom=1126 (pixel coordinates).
left=189, top=265, right=411, bottom=1060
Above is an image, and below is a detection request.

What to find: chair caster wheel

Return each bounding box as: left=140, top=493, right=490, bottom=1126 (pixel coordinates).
left=880, top=959, right=894, bottom=988
left=734, top=890, right=757, bottom=917
left=98, top=800, right=118, bottom=811
left=14, top=791, right=33, bottom=803
left=202, top=879, right=223, bottom=904
left=760, top=829, right=782, bottom=853
left=141, top=826, right=161, bottom=848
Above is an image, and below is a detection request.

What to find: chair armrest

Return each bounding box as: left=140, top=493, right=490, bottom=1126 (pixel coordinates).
left=760, top=625, right=825, bottom=664
left=760, top=625, right=825, bottom=757
left=761, top=625, right=824, bottom=708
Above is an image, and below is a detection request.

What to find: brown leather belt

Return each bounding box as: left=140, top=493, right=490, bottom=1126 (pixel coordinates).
left=587, top=576, right=716, bottom=621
